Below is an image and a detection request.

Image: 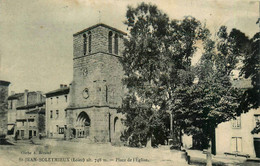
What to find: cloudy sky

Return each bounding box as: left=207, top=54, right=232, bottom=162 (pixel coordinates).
left=0, top=0, right=258, bottom=94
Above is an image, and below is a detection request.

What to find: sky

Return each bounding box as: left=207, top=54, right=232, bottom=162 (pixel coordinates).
left=0, top=0, right=259, bottom=94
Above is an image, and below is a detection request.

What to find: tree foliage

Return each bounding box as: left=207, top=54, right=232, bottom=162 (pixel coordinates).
left=240, top=32, right=260, bottom=110
left=168, top=26, right=248, bottom=148
left=120, top=2, right=207, bottom=147
left=120, top=2, right=254, bottom=149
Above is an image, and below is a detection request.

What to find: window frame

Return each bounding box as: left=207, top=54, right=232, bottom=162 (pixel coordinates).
left=50, top=110, right=53, bottom=119
left=83, top=34, right=87, bottom=55
left=114, top=33, right=118, bottom=55
left=88, top=31, right=91, bottom=53
left=231, top=116, right=241, bottom=129
left=108, top=31, right=113, bottom=53
left=56, top=110, right=59, bottom=119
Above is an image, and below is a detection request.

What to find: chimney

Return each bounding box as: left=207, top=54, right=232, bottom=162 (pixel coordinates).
left=24, top=89, right=29, bottom=106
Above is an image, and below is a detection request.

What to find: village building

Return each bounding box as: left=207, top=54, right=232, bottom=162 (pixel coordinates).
left=45, top=84, right=70, bottom=139
left=15, top=102, right=45, bottom=139
left=7, top=90, right=45, bottom=139
left=0, top=80, right=11, bottom=136
left=215, top=78, right=260, bottom=158
left=216, top=108, right=260, bottom=158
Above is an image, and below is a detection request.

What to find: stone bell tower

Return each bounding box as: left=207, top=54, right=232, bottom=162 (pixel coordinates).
left=66, top=24, right=126, bottom=142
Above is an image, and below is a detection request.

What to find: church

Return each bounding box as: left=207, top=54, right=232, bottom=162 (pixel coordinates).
left=45, top=23, right=126, bottom=143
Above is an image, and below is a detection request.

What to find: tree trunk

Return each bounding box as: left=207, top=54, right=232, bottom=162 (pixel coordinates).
left=206, top=140, right=212, bottom=166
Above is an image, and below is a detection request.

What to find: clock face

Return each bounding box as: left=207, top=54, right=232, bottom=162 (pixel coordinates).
left=82, top=88, right=89, bottom=99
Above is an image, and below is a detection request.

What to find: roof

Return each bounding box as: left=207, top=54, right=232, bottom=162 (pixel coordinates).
left=73, top=23, right=127, bottom=36
left=26, top=108, right=45, bottom=114
left=45, top=87, right=70, bottom=98
left=0, top=80, right=10, bottom=86
left=7, top=91, right=40, bottom=100
left=16, top=102, right=45, bottom=110
left=7, top=93, right=23, bottom=100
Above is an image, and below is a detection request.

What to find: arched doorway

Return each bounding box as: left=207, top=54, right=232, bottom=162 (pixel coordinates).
left=76, top=112, right=91, bottom=138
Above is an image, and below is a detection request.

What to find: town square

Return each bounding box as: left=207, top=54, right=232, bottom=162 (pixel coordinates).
left=0, top=0, right=259, bottom=165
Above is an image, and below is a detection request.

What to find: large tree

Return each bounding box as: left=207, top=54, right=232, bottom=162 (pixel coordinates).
left=169, top=27, right=250, bottom=166
left=120, top=2, right=207, bottom=147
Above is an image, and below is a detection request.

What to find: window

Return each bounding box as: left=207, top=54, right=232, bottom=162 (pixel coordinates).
left=56, top=125, right=59, bottom=133
left=50, top=98, right=53, bottom=104
left=231, top=116, right=241, bottom=128
left=65, top=95, right=68, bottom=102
left=21, top=130, right=24, bottom=137
left=88, top=32, right=91, bottom=53
left=114, top=34, right=118, bottom=55
left=28, top=119, right=35, bottom=127
left=108, top=31, right=113, bottom=53
left=34, top=131, right=37, bottom=136
left=83, top=34, right=87, bottom=55
left=50, top=110, right=53, bottom=119
left=56, top=97, right=59, bottom=104
left=56, top=110, right=59, bottom=119
left=59, top=127, right=64, bottom=134
left=231, top=137, right=242, bottom=152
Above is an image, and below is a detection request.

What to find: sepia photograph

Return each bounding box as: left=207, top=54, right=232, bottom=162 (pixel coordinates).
left=0, top=0, right=259, bottom=165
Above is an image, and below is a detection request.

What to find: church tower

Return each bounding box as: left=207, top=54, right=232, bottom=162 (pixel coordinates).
left=66, top=24, right=126, bottom=142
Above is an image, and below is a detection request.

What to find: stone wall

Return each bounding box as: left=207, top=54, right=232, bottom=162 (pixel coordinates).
left=0, top=81, right=10, bottom=136
left=66, top=107, right=123, bottom=143
left=70, top=53, right=124, bottom=108
left=73, top=26, right=124, bottom=59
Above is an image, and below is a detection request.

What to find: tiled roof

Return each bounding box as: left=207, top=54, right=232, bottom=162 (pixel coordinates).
left=7, top=93, right=23, bottom=100
left=0, top=80, right=10, bottom=86
left=26, top=108, right=45, bottom=114
left=16, top=102, right=45, bottom=110
left=73, top=23, right=127, bottom=36
left=45, top=87, right=70, bottom=97
left=7, top=91, right=39, bottom=100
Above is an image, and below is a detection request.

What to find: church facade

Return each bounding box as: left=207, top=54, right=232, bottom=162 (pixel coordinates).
left=46, top=24, right=126, bottom=143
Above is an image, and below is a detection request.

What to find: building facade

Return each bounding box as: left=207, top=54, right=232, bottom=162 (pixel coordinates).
left=45, top=85, right=70, bottom=139
left=0, top=80, right=11, bottom=136
left=15, top=102, right=45, bottom=139
left=66, top=24, right=125, bottom=143
left=7, top=90, right=45, bottom=139
left=216, top=108, right=260, bottom=158
left=215, top=77, right=260, bottom=158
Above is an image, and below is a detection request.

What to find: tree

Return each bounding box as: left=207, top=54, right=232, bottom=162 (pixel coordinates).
left=240, top=32, right=260, bottom=111
left=169, top=27, right=250, bottom=166
left=120, top=2, right=170, bottom=147
left=120, top=2, right=207, bottom=147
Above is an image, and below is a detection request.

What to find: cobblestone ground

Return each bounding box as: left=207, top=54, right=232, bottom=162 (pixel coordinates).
left=0, top=139, right=188, bottom=166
